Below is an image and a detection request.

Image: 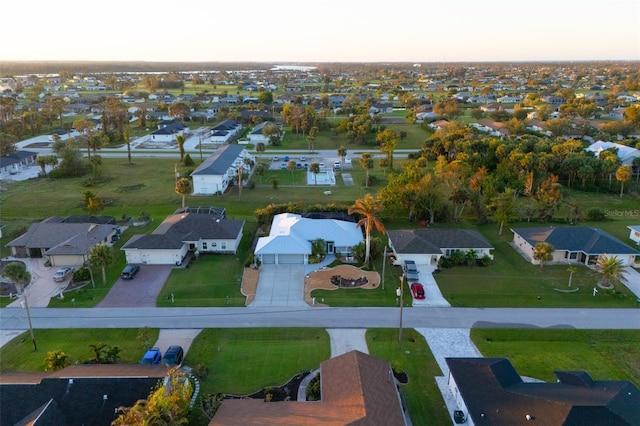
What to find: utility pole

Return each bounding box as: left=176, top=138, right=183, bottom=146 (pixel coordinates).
left=397, top=274, right=404, bottom=348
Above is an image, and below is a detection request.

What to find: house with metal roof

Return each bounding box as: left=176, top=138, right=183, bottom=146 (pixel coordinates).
left=191, top=144, right=254, bottom=195
left=446, top=357, right=640, bottom=426
left=254, top=213, right=363, bottom=264
left=511, top=226, right=639, bottom=266
left=387, top=229, right=494, bottom=266
left=121, top=210, right=244, bottom=265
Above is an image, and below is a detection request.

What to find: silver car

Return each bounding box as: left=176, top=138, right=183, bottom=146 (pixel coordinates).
left=53, top=267, right=74, bottom=282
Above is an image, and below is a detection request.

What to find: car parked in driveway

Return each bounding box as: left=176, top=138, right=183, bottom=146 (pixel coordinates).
left=140, top=347, right=162, bottom=364
left=410, top=282, right=425, bottom=299
left=161, top=345, right=184, bottom=365
left=120, top=264, right=140, bottom=280
left=53, top=267, right=74, bottom=282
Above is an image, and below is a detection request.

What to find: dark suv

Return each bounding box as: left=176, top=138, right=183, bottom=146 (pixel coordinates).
left=121, top=264, right=140, bottom=280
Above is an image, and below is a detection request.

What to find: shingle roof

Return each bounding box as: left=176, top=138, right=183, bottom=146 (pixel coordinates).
left=121, top=213, right=244, bottom=250
left=0, top=150, right=37, bottom=168
left=511, top=226, right=639, bottom=255
left=191, top=144, right=246, bottom=176
left=387, top=229, right=493, bottom=255
left=446, top=358, right=640, bottom=426
left=209, top=351, right=404, bottom=426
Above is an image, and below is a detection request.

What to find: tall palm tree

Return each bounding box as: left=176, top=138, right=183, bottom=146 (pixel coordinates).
left=348, top=194, right=385, bottom=267
left=176, top=135, right=186, bottom=163
left=595, top=254, right=628, bottom=289
left=287, top=160, right=297, bottom=186
left=175, top=177, right=192, bottom=208
left=360, top=153, right=373, bottom=188
left=615, top=165, right=631, bottom=198
left=309, top=162, right=320, bottom=185
left=2, top=262, right=36, bottom=350
left=532, top=242, right=555, bottom=269
left=89, top=243, right=114, bottom=284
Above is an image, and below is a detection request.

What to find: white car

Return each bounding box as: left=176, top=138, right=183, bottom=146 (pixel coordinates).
left=53, top=267, right=74, bottom=282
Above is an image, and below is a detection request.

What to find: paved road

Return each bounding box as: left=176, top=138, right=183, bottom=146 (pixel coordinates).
left=1, top=307, right=638, bottom=331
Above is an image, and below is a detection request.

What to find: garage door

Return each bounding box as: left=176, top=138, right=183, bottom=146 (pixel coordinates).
left=261, top=254, right=276, bottom=264
left=278, top=254, right=305, bottom=264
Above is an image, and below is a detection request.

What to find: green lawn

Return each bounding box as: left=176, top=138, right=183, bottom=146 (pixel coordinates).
left=367, top=329, right=450, bottom=426
left=0, top=328, right=158, bottom=372
left=471, top=329, right=640, bottom=387
left=185, top=328, right=330, bottom=395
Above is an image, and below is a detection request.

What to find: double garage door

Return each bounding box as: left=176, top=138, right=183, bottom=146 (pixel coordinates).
left=261, top=254, right=305, bottom=264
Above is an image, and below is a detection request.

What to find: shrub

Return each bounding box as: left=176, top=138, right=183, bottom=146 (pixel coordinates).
left=587, top=208, right=606, bottom=221
left=306, top=375, right=321, bottom=401
left=477, top=255, right=492, bottom=267
left=72, top=267, right=91, bottom=282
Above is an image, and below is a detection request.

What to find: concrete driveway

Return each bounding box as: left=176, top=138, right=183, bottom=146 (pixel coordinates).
left=152, top=329, right=202, bottom=359
left=622, top=266, right=640, bottom=298
left=97, top=265, right=173, bottom=307
left=410, top=264, right=451, bottom=307
left=249, top=264, right=308, bottom=307
left=6, top=258, right=75, bottom=308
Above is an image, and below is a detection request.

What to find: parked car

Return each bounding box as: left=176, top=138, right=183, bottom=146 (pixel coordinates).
left=300, top=156, right=306, bottom=161
left=121, top=264, right=140, bottom=280
left=161, top=345, right=184, bottom=365
left=410, top=282, right=425, bottom=299
left=333, top=161, right=341, bottom=169
left=280, top=162, right=287, bottom=169
left=53, top=267, right=74, bottom=282
left=403, top=260, right=418, bottom=273
left=272, top=156, right=279, bottom=161
left=140, top=347, right=162, bottom=364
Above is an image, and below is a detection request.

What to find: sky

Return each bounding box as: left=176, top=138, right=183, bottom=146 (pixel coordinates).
left=2, top=0, right=639, bottom=63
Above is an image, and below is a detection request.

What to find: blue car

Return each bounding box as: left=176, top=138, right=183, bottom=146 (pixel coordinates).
left=140, top=347, right=162, bottom=364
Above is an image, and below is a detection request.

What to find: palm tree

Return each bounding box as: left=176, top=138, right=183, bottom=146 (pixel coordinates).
left=337, top=146, right=347, bottom=162
left=176, top=134, right=186, bottom=163
left=175, top=177, right=192, bottom=208
left=532, top=242, right=555, bottom=269
left=309, top=162, right=320, bottom=185
left=615, top=165, right=632, bottom=198
left=287, top=160, right=297, bottom=186
left=44, top=350, right=71, bottom=371
left=595, top=254, right=628, bottom=289
left=89, top=243, right=114, bottom=284
left=2, top=262, right=36, bottom=350
left=348, top=194, right=385, bottom=267
left=567, top=266, right=577, bottom=288
left=360, top=153, right=373, bottom=188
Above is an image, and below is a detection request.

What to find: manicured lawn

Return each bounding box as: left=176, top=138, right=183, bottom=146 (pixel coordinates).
left=156, top=222, right=258, bottom=307
left=367, top=328, right=450, bottom=426
left=471, top=329, right=640, bottom=387
left=185, top=328, right=329, bottom=395
left=0, top=328, right=158, bottom=372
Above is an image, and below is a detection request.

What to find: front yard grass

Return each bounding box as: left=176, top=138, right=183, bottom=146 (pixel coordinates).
left=471, top=329, right=640, bottom=387
left=0, top=328, right=158, bottom=372
left=367, top=328, right=450, bottom=426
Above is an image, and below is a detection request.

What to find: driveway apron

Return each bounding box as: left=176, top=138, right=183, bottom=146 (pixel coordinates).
left=250, top=265, right=308, bottom=307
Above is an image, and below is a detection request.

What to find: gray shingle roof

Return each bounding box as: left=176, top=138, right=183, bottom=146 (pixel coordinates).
left=511, top=226, right=639, bottom=255
left=121, top=213, right=244, bottom=250
left=387, top=229, right=493, bottom=254
left=191, top=144, right=246, bottom=176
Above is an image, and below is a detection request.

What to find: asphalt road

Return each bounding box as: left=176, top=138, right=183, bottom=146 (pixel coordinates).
left=1, top=307, right=638, bottom=331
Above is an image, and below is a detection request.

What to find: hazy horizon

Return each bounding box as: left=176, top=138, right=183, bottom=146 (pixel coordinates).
left=3, top=0, right=639, bottom=63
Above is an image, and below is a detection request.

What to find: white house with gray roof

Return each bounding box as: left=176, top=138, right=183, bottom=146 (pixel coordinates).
left=511, top=226, right=639, bottom=266
left=387, top=229, right=494, bottom=266
left=191, top=144, right=255, bottom=195
left=254, top=213, right=363, bottom=264
left=121, top=211, right=244, bottom=265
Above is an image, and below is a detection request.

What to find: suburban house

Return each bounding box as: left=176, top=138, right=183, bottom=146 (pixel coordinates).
left=210, top=119, right=242, bottom=145
left=149, top=120, right=189, bottom=143
left=191, top=144, right=255, bottom=195
left=210, top=350, right=406, bottom=426
left=5, top=216, right=118, bottom=267
left=387, top=229, right=494, bottom=266
left=246, top=120, right=279, bottom=144
left=121, top=208, right=244, bottom=265
left=628, top=225, right=640, bottom=245
left=446, top=357, right=640, bottom=426
left=254, top=213, right=363, bottom=264
left=585, top=141, right=640, bottom=168
left=0, top=364, right=170, bottom=426
left=0, top=150, right=38, bottom=180
left=511, top=226, right=640, bottom=266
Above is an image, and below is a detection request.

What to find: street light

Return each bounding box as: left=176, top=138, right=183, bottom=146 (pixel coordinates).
left=397, top=274, right=404, bottom=348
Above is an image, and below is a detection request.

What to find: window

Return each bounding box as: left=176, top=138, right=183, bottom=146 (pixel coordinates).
left=202, top=242, right=208, bottom=250
left=221, top=242, right=226, bottom=250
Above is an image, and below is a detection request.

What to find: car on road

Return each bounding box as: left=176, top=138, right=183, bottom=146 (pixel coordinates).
left=140, top=347, right=162, bottom=364
left=53, top=267, right=74, bottom=282
left=121, top=264, right=140, bottom=280
left=161, top=345, right=184, bottom=365
left=410, top=282, right=425, bottom=299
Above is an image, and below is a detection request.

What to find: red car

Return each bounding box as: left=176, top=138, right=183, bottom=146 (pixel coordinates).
left=410, top=283, right=425, bottom=299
